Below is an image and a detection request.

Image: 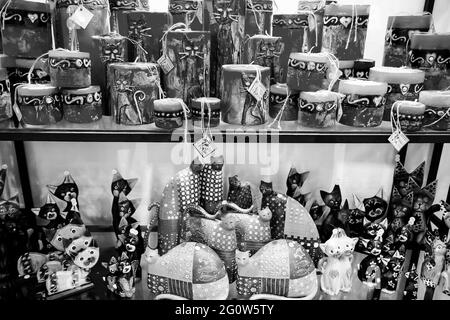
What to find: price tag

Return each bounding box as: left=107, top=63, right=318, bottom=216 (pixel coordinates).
left=193, top=136, right=216, bottom=159
left=157, top=55, right=175, bottom=74
left=389, top=129, right=409, bottom=152
left=12, top=103, right=22, bottom=122
left=248, top=78, right=266, bottom=101
left=69, top=5, right=93, bottom=29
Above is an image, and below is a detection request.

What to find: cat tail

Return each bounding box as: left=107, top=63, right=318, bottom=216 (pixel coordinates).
left=249, top=281, right=317, bottom=300
left=219, top=201, right=254, bottom=215
left=154, top=294, right=189, bottom=300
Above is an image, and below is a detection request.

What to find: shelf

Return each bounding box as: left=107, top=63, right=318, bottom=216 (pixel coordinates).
left=0, top=116, right=449, bottom=143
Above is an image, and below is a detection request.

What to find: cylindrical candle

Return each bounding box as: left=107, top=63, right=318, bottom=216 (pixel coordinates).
left=269, top=83, right=298, bottom=121
left=154, top=98, right=184, bottom=130
left=48, top=50, right=92, bottom=88
left=61, top=86, right=102, bottom=123
left=0, top=68, right=11, bottom=122
left=191, top=97, right=221, bottom=127
left=332, top=60, right=354, bottom=91
left=369, top=67, right=425, bottom=121
left=339, top=79, right=388, bottom=127
left=419, top=90, right=450, bottom=131
left=354, top=59, right=375, bottom=79
left=299, top=90, right=341, bottom=128
left=221, top=64, right=271, bottom=126
left=17, top=84, right=61, bottom=125
left=383, top=15, right=432, bottom=67
left=391, top=101, right=426, bottom=132
left=108, top=62, right=161, bottom=125
left=286, top=52, right=333, bottom=92
left=241, top=35, right=284, bottom=84
left=409, top=32, right=450, bottom=90
left=92, top=33, right=128, bottom=65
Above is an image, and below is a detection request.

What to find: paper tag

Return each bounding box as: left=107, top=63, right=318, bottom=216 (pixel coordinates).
left=248, top=79, right=266, bottom=101
left=389, top=129, right=409, bottom=152
left=157, top=55, right=175, bottom=74
left=194, top=136, right=216, bottom=159
left=69, top=5, right=93, bottom=29
left=12, top=103, right=22, bottom=122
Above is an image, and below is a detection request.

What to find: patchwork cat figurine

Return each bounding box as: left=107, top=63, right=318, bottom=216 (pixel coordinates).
left=145, top=242, right=229, bottom=300
left=381, top=250, right=406, bottom=294
left=426, top=201, right=450, bottom=242
left=236, top=239, right=318, bottom=300
left=227, top=175, right=256, bottom=212
left=116, top=219, right=144, bottom=279
left=319, top=228, right=358, bottom=295
left=286, top=168, right=310, bottom=207
left=102, top=253, right=139, bottom=299
left=47, top=171, right=79, bottom=214
left=111, top=169, right=138, bottom=238
left=33, top=191, right=67, bottom=229
left=388, top=187, right=414, bottom=235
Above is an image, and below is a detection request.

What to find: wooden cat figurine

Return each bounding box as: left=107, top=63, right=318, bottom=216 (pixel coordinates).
left=286, top=168, right=310, bottom=207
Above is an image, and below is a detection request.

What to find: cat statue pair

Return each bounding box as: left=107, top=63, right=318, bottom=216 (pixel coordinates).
left=102, top=252, right=140, bottom=299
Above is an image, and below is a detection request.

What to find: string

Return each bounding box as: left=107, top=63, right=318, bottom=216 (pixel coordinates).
left=354, top=4, right=358, bottom=42
left=147, top=65, right=165, bottom=100
left=248, top=0, right=264, bottom=35
left=298, top=9, right=319, bottom=48
left=268, top=86, right=289, bottom=131
left=345, top=4, right=356, bottom=50
left=160, top=22, right=189, bottom=53
left=47, top=0, right=56, bottom=50
left=199, top=98, right=213, bottom=140
left=177, top=98, right=191, bottom=162
left=0, top=0, right=11, bottom=30
left=28, top=52, right=50, bottom=85
left=390, top=101, right=403, bottom=133
left=423, top=108, right=450, bottom=128
left=322, top=52, right=341, bottom=92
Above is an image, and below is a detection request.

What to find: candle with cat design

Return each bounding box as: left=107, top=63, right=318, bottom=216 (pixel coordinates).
left=61, top=86, right=103, bottom=123
left=298, top=90, right=342, bottom=128
left=409, top=33, right=450, bottom=90
left=220, top=64, right=270, bottom=126
left=239, top=0, right=273, bottom=38
left=419, top=90, right=450, bottom=131
left=338, top=79, right=388, bottom=128
left=321, top=4, right=370, bottom=61
left=169, top=0, right=207, bottom=31
left=49, top=50, right=92, bottom=89
left=1, top=0, right=53, bottom=58
left=108, top=62, right=161, bottom=126
left=369, top=67, right=425, bottom=121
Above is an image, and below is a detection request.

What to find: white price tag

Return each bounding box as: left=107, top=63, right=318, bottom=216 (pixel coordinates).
left=12, top=103, right=22, bottom=122
left=69, top=5, right=93, bottom=29
left=157, top=55, right=175, bottom=74
left=389, top=129, right=409, bottom=152
left=248, top=79, right=266, bottom=101
left=193, top=136, right=216, bottom=159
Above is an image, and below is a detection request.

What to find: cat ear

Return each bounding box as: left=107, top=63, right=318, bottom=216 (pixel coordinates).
left=423, top=180, right=438, bottom=198
left=320, top=190, right=327, bottom=201
left=127, top=178, right=138, bottom=191
left=130, top=198, right=141, bottom=210
left=8, top=193, right=20, bottom=205
left=353, top=194, right=365, bottom=211
left=101, top=262, right=109, bottom=269
left=46, top=184, right=58, bottom=195
left=118, top=192, right=128, bottom=204
left=110, top=256, right=117, bottom=264
left=333, top=185, right=341, bottom=195
left=352, top=238, right=359, bottom=246
left=363, top=217, right=370, bottom=226
left=341, top=199, right=349, bottom=210
left=380, top=218, right=388, bottom=229
left=299, top=171, right=310, bottom=185
left=62, top=171, right=76, bottom=184
left=319, top=243, right=327, bottom=253
left=111, top=169, right=123, bottom=183
left=407, top=177, right=420, bottom=192
left=411, top=161, right=425, bottom=185
left=288, top=167, right=298, bottom=177
left=375, top=187, right=384, bottom=199
left=120, top=252, right=129, bottom=261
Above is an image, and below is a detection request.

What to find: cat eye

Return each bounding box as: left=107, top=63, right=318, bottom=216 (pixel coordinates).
left=85, top=241, right=89, bottom=245
left=72, top=246, right=76, bottom=250
left=90, top=251, right=94, bottom=254
left=71, top=229, right=76, bottom=233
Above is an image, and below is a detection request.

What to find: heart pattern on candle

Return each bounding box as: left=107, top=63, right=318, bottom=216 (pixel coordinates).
left=340, top=17, right=352, bottom=28
left=400, top=84, right=411, bottom=95
left=28, top=13, right=38, bottom=23
left=373, top=96, right=384, bottom=107
left=344, top=69, right=353, bottom=78
left=426, top=53, right=437, bottom=65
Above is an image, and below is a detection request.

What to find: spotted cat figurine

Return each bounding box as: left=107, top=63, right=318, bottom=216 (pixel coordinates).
left=388, top=187, right=414, bottom=235
left=392, top=157, right=425, bottom=198
left=286, top=168, right=310, bottom=207
left=347, top=194, right=366, bottom=237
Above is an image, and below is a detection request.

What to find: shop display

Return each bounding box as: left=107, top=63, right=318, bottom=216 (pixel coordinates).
left=383, top=15, right=432, bottom=68
left=239, top=0, right=273, bottom=37
left=409, top=33, right=450, bottom=90
left=221, top=64, right=270, bottom=125
left=269, top=83, right=298, bottom=121
left=61, top=86, right=102, bottom=123
left=191, top=97, right=221, bottom=127
left=322, top=4, right=370, bottom=61
left=145, top=242, right=229, bottom=300
left=236, top=239, right=317, bottom=299
left=391, top=101, right=426, bottom=133
left=16, top=84, right=62, bottom=126
left=162, top=29, right=211, bottom=104
left=338, top=79, right=388, bottom=128
left=369, top=67, right=425, bottom=121
left=286, top=168, right=310, bottom=207
left=420, top=90, right=450, bottom=131
left=353, top=59, right=375, bottom=79
left=0, top=68, right=11, bottom=122
left=108, top=62, right=161, bottom=125
left=48, top=50, right=91, bottom=89
left=1, top=0, right=52, bottom=59
left=298, top=90, right=343, bottom=128
left=154, top=98, right=186, bottom=130
left=169, top=0, right=205, bottom=31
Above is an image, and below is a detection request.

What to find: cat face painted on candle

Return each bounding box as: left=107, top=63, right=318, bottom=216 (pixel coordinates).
left=179, top=35, right=206, bottom=60
left=213, top=1, right=238, bottom=25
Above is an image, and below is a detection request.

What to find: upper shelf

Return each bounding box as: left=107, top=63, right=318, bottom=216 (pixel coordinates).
left=0, top=116, right=449, bottom=143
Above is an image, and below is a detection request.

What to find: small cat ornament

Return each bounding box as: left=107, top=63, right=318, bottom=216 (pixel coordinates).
left=111, top=169, right=138, bottom=237
left=318, top=228, right=358, bottom=296
left=102, top=252, right=139, bottom=299
left=286, top=168, right=310, bottom=207
left=47, top=171, right=80, bottom=214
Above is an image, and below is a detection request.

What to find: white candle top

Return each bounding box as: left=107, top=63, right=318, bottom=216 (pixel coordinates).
left=289, top=52, right=331, bottom=64
left=339, top=60, right=354, bottom=69
left=392, top=101, right=426, bottom=115
left=270, top=83, right=290, bottom=95
left=300, top=90, right=343, bottom=103
left=369, top=67, right=425, bottom=84
left=339, top=79, right=388, bottom=96
left=249, top=35, right=281, bottom=41
left=49, top=50, right=90, bottom=59
left=154, top=98, right=183, bottom=112
left=62, top=86, right=101, bottom=95
left=222, top=64, right=270, bottom=73
left=419, top=91, right=450, bottom=108
left=18, top=84, right=58, bottom=96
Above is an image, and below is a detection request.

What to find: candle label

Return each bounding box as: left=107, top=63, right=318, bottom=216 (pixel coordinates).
left=70, top=5, right=94, bottom=29
left=423, top=107, right=450, bottom=131
left=157, top=55, right=175, bottom=74
left=169, top=0, right=204, bottom=30
left=194, top=136, right=216, bottom=159
left=248, top=78, right=267, bottom=102
left=287, top=57, right=330, bottom=92
left=339, top=94, right=385, bottom=128
left=269, top=92, right=298, bottom=121
left=389, top=129, right=409, bottom=152
left=49, top=57, right=92, bottom=70
left=392, top=111, right=425, bottom=133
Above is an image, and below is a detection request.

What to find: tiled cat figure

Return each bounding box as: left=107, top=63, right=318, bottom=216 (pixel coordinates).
left=236, top=239, right=318, bottom=300
left=111, top=169, right=138, bottom=238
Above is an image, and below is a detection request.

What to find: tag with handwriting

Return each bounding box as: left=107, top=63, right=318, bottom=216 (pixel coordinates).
left=248, top=79, right=266, bottom=101
left=194, top=136, right=216, bottom=158
left=69, top=5, right=93, bottom=29
left=389, top=129, right=409, bottom=152
left=157, top=55, right=175, bottom=74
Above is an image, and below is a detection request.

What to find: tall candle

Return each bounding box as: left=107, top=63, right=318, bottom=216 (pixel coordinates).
left=369, top=66, right=425, bottom=121
left=299, top=90, right=342, bottom=128
left=269, top=83, right=298, bottom=121
left=154, top=98, right=185, bottom=130
left=48, top=50, right=92, bottom=89
left=419, top=90, right=450, bottom=131
left=239, top=0, right=273, bottom=37
left=17, top=84, right=62, bottom=125
left=339, top=79, right=388, bottom=127
left=391, top=100, right=426, bottom=132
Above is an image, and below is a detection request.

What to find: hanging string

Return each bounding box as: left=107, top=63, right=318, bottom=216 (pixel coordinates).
left=146, top=65, right=165, bottom=100
left=177, top=98, right=191, bottom=162
left=323, top=52, right=341, bottom=92
left=0, top=0, right=11, bottom=30
left=390, top=101, right=403, bottom=134
left=28, top=52, right=50, bottom=84
left=160, top=22, right=189, bottom=53
left=268, top=86, right=289, bottom=131
left=354, top=4, right=358, bottom=42
left=298, top=9, right=319, bottom=49
left=423, top=108, right=450, bottom=128
left=46, top=0, right=56, bottom=50
left=345, top=4, right=356, bottom=50
left=248, top=0, right=264, bottom=35
left=199, top=98, right=213, bottom=141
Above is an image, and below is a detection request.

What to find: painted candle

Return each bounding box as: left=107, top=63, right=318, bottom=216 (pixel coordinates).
left=286, top=52, right=333, bottom=92
left=55, top=0, right=110, bottom=89
left=272, top=13, right=320, bottom=83
left=169, top=0, right=206, bottom=31
left=409, top=33, right=450, bottom=90
left=125, top=11, right=171, bottom=63
left=298, top=90, right=341, bottom=128
left=240, top=35, right=284, bottom=84
left=16, top=84, right=62, bottom=125
left=332, top=60, right=353, bottom=91
left=208, top=0, right=241, bottom=98
left=239, top=0, right=273, bottom=37
left=109, top=0, right=149, bottom=35
left=191, top=97, right=221, bottom=127
left=0, top=68, right=11, bottom=122
left=153, top=98, right=184, bottom=130
left=108, top=62, right=161, bottom=125
left=369, top=67, right=425, bottom=121
left=269, top=83, right=298, bottom=121
left=338, top=79, right=388, bottom=128
left=1, top=0, right=52, bottom=58
left=322, top=4, right=370, bottom=61
left=162, top=30, right=211, bottom=105
left=391, top=101, right=426, bottom=133
left=383, top=15, right=432, bottom=68
left=61, top=86, right=102, bottom=123
left=221, top=64, right=270, bottom=126
left=419, top=90, right=450, bottom=131
left=353, top=59, right=375, bottom=79
left=49, top=50, right=92, bottom=89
